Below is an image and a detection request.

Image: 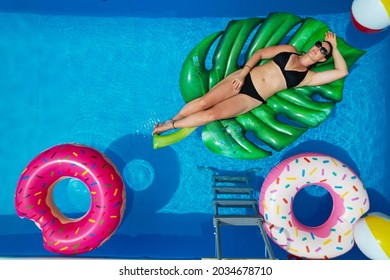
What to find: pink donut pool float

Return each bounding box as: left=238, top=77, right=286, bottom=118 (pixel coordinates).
left=15, top=143, right=126, bottom=255
left=260, top=153, right=369, bottom=259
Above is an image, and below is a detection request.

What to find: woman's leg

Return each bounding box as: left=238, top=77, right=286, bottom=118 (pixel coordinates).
left=167, top=75, right=239, bottom=122
left=152, top=93, right=262, bottom=134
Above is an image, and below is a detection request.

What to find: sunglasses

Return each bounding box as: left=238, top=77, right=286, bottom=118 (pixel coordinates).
left=315, top=41, right=329, bottom=56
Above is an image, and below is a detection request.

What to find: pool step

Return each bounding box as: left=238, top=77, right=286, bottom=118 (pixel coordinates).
left=212, top=186, right=254, bottom=196
left=213, top=215, right=263, bottom=226
left=213, top=199, right=258, bottom=210
left=213, top=175, right=249, bottom=183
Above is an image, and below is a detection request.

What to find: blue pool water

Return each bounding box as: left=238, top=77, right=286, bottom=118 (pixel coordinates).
left=0, top=1, right=389, bottom=259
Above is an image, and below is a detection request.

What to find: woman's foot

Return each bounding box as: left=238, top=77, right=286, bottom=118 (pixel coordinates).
left=152, top=120, right=175, bottom=135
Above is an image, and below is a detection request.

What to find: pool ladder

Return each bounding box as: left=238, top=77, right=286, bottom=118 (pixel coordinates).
left=211, top=174, right=276, bottom=260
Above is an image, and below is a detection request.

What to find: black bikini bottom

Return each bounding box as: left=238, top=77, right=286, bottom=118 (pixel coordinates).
left=239, top=74, right=267, bottom=104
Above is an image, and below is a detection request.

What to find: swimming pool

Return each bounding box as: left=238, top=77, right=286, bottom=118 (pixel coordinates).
left=0, top=1, right=389, bottom=259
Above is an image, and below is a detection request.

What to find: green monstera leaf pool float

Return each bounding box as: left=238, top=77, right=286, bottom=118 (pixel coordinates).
left=153, top=12, right=365, bottom=160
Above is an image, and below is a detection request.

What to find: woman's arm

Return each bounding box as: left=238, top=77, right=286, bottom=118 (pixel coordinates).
left=305, top=32, right=349, bottom=86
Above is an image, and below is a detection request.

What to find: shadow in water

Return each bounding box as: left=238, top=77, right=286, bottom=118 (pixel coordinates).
left=104, top=134, right=180, bottom=229
left=346, top=21, right=390, bottom=50
left=366, top=188, right=390, bottom=214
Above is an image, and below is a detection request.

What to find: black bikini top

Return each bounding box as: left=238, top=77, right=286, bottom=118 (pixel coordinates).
left=273, top=52, right=308, bottom=88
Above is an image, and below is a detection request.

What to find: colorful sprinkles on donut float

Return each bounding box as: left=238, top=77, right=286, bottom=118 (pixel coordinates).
left=260, top=153, right=370, bottom=259
left=15, top=143, right=126, bottom=255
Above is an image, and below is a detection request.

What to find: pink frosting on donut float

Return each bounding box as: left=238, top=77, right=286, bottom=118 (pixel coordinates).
left=15, top=143, right=126, bottom=255
left=259, top=153, right=369, bottom=259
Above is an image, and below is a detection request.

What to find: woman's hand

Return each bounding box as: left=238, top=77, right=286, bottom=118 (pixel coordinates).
left=231, top=70, right=245, bottom=90
left=306, top=31, right=348, bottom=87
left=325, top=31, right=337, bottom=48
